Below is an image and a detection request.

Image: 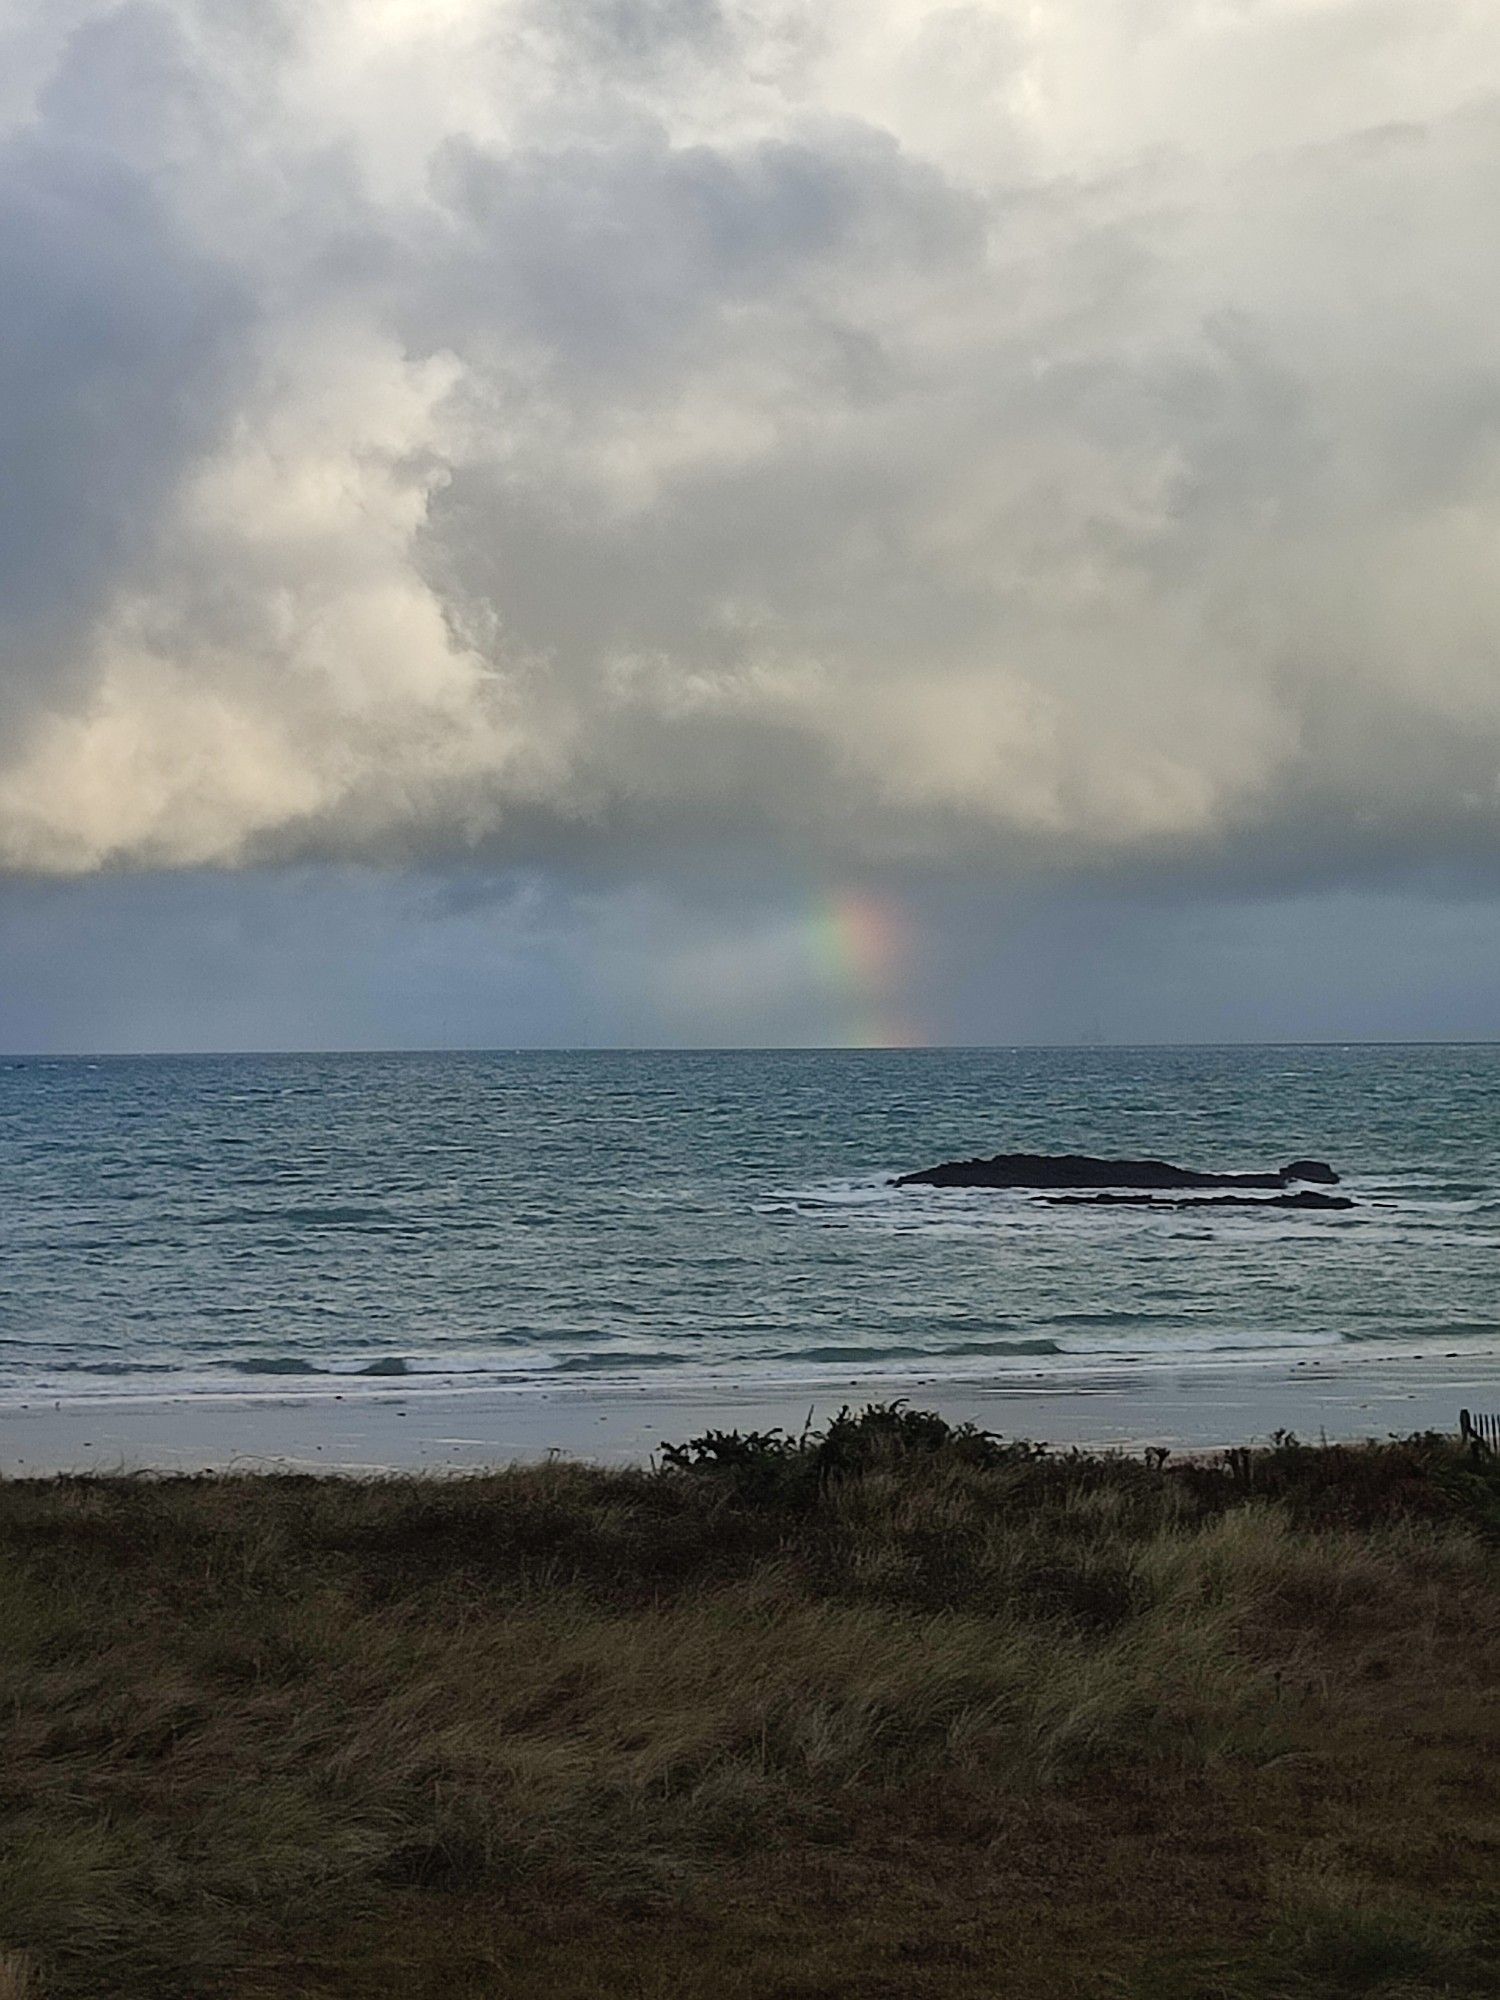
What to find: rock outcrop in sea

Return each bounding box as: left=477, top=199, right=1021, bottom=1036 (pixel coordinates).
left=891, top=1153, right=1344, bottom=1208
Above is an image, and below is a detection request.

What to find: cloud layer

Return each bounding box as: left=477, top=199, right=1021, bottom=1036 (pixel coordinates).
left=3, top=0, right=1499, bottom=884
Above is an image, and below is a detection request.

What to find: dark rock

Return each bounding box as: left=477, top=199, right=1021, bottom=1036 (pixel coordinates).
left=1043, top=1190, right=1354, bottom=1211
left=891, top=1152, right=1340, bottom=1191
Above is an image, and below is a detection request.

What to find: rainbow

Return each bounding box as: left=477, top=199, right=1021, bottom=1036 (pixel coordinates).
left=807, top=889, right=924, bottom=1047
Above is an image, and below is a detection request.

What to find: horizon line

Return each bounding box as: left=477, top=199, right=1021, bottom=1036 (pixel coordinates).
left=5, top=1038, right=1500, bottom=1060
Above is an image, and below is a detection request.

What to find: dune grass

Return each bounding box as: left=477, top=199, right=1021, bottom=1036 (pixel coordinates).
left=0, top=1414, right=1497, bottom=1997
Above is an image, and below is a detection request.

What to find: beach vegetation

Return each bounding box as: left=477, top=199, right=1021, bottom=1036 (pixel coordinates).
left=0, top=1421, right=1496, bottom=1997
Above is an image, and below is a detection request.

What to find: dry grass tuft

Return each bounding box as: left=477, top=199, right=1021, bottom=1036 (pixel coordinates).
left=0, top=1956, right=36, bottom=2000
left=2, top=1416, right=1497, bottom=1998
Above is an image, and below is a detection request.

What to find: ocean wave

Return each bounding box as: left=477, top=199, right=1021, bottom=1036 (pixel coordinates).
left=203, top=1204, right=400, bottom=1229
left=32, top=1360, right=183, bottom=1377
left=547, top=1350, right=688, bottom=1374
left=230, top=1357, right=323, bottom=1376
left=760, top=1182, right=896, bottom=1210
left=789, top=1337, right=1063, bottom=1364
left=1340, top=1321, right=1500, bottom=1344
left=222, top=1353, right=424, bottom=1378
left=1053, top=1309, right=1191, bottom=1327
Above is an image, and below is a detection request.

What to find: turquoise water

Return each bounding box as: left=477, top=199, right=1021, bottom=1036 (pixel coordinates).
left=2, top=1046, right=1498, bottom=1403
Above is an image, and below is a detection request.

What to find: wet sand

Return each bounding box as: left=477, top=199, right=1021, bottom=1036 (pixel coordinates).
left=2, top=1351, right=1497, bottom=1475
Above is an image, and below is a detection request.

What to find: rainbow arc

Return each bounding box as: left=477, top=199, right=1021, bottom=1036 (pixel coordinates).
left=810, top=890, right=924, bottom=1047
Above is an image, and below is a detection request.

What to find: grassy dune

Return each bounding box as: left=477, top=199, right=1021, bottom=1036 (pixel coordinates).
left=1, top=1412, right=1497, bottom=1998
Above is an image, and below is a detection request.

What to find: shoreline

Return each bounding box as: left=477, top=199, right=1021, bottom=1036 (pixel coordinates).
left=3, top=1349, right=1497, bottom=1475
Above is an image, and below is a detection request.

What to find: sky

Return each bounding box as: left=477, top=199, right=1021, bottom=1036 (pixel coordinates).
left=2, top=0, right=1499, bottom=1049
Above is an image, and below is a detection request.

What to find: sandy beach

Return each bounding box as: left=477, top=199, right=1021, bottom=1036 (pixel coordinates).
left=4, top=1350, right=1498, bottom=1476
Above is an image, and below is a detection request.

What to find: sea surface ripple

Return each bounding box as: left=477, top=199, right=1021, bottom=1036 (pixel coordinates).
left=2, top=1046, right=1498, bottom=1403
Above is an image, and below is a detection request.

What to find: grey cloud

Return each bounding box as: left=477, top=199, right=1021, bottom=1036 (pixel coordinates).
left=517, top=0, right=732, bottom=75
left=2, top=0, right=1499, bottom=894
left=37, top=2, right=217, bottom=163
left=0, top=125, right=245, bottom=707
left=419, top=122, right=980, bottom=382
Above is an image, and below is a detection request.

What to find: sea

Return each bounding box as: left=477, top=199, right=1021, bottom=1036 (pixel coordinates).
left=2, top=1045, right=1498, bottom=1407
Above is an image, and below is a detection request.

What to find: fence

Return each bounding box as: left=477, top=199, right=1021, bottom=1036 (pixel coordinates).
left=1458, top=1409, right=1498, bottom=1455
